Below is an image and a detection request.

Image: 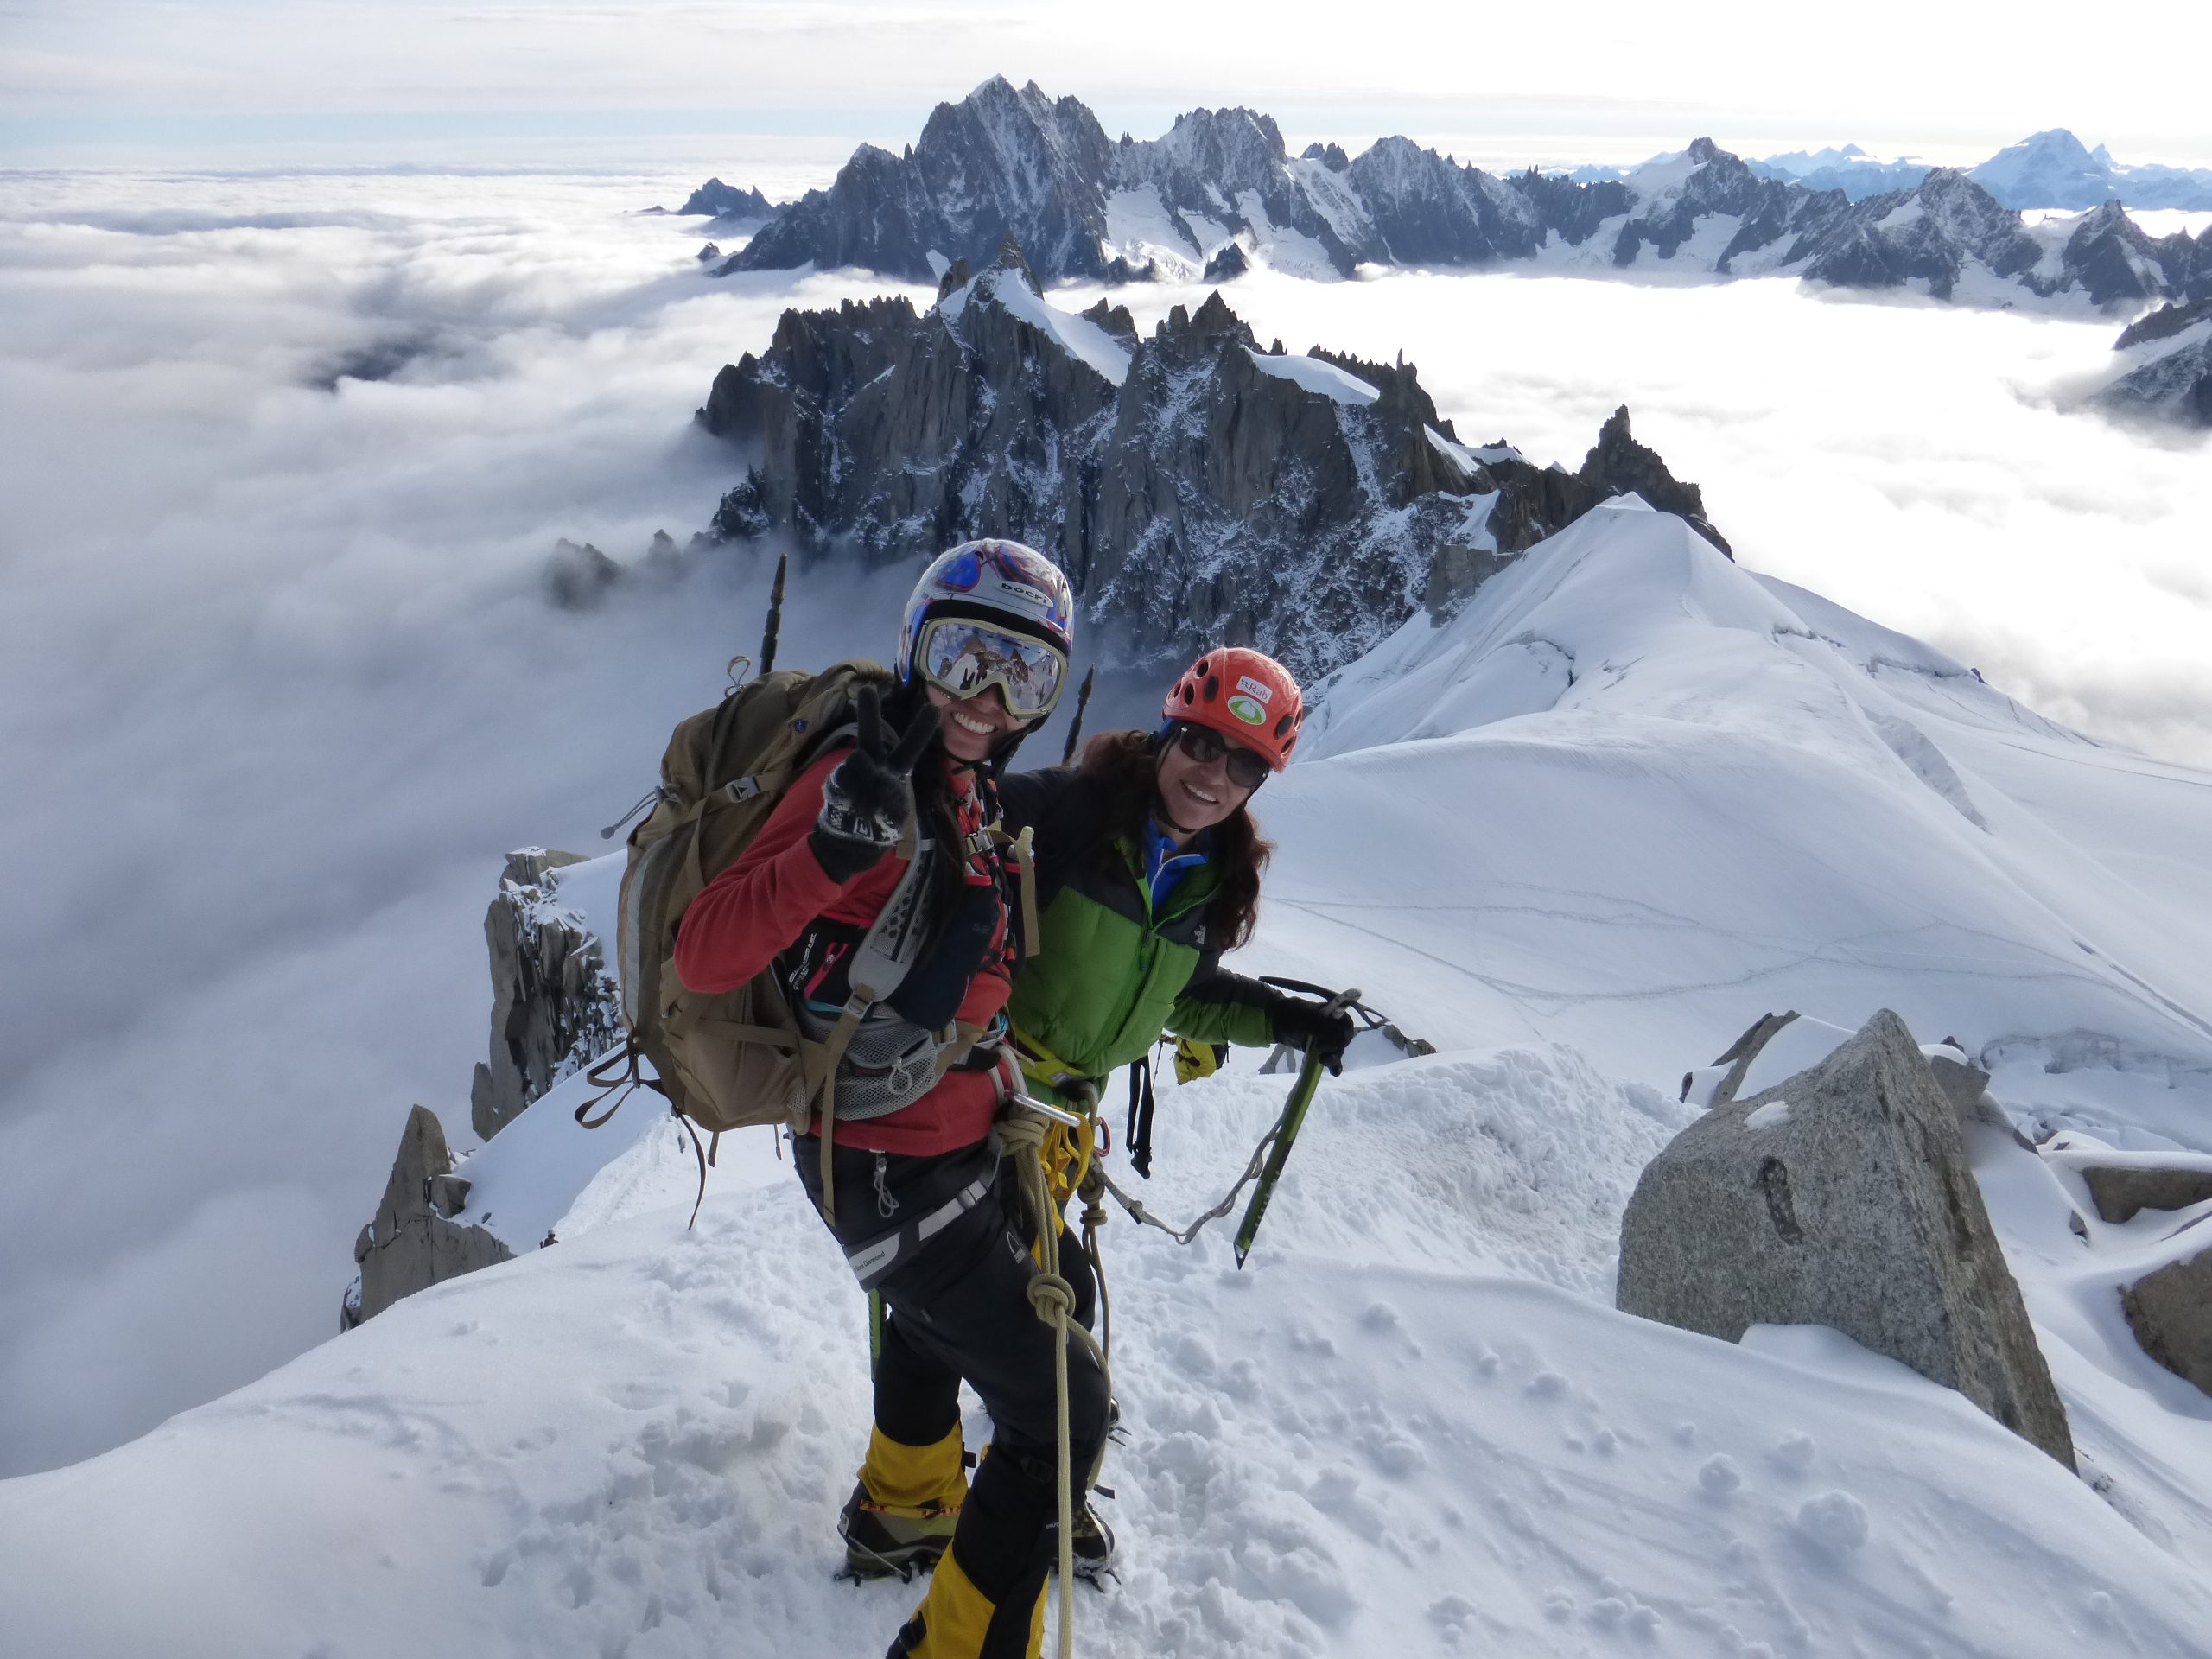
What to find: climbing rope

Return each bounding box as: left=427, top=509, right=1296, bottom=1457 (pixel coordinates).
left=997, top=1106, right=1113, bottom=1659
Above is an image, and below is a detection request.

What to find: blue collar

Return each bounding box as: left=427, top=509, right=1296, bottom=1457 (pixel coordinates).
left=1141, top=817, right=1210, bottom=912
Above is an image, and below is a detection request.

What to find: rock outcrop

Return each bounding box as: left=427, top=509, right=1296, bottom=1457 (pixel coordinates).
left=1201, top=242, right=1249, bottom=282
left=713, top=79, right=2206, bottom=315
left=1619, top=1009, right=2075, bottom=1467
left=2058, top=1153, right=2212, bottom=1224
left=696, top=246, right=1726, bottom=677
left=1573, top=407, right=1729, bottom=553
left=343, top=1105, right=512, bottom=1328
left=469, top=849, right=623, bottom=1141
left=2117, top=294, right=2212, bottom=350
left=545, top=537, right=621, bottom=608
left=2121, top=1249, right=2212, bottom=1398
left=679, top=178, right=773, bottom=220
left=2096, top=300, right=2212, bottom=430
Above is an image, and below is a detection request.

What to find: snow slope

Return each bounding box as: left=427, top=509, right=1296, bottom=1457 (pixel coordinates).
left=1244, top=346, right=1380, bottom=404
left=6, top=1057, right=2210, bottom=1659
left=1289, top=502, right=2212, bottom=1146
left=7, top=501, right=2212, bottom=1656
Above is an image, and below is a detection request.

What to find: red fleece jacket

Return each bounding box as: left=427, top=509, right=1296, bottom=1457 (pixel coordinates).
left=672, top=749, right=1010, bottom=1156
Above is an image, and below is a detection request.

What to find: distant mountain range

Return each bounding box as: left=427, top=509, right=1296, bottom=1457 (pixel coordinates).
left=677, top=80, right=2209, bottom=315
left=1727, top=130, right=2212, bottom=211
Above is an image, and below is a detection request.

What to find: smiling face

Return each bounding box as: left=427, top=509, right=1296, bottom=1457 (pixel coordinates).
left=925, top=683, right=1027, bottom=765
left=1154, top=724, right=1260, bottom=839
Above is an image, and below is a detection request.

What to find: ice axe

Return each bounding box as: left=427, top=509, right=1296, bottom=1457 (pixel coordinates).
left=1232, top=986, right=1360, bottom=1268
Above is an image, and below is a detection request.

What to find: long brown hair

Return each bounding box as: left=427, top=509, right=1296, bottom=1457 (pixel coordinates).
left=1076, top=729, right=1274, bottom=950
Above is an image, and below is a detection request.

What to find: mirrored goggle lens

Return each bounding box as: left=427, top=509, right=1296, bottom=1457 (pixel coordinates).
left=1174, top=722, right=1270, bottom=787
left=920, top=620, right=1066, bottom=716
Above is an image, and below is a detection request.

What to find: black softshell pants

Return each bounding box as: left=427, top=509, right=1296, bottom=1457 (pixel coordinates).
left=798, top=1135, right=1109, bottom=1643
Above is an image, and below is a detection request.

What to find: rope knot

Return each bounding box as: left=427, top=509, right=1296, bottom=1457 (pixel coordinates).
left=1027, top=1272, right=1077, bottom=1324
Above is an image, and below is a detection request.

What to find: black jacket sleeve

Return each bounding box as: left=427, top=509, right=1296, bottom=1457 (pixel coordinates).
left=995, top=763, right=1101, bottom=912
left=995, top=764, right=1074, bottom=837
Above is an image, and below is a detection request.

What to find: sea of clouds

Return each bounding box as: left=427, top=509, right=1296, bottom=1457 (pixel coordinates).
left=1, top=152, right=2206, bottom=1477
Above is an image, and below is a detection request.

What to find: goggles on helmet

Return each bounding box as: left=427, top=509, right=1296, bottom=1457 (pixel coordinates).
left=1169, top=721, right=1271, bottom=791
left=916, top=617, right=1068, bottom=719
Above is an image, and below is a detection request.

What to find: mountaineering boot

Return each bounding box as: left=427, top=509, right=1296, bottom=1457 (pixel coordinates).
left=842, top=1425, right=966, bottom=1580
left=1051, top=1497, right=1116, bottom=1583
left=883, top=1548, right=1046, bottom=1659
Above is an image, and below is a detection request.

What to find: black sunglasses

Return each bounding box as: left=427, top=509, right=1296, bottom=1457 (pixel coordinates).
left=1172, top=722, right=1270, bottom=790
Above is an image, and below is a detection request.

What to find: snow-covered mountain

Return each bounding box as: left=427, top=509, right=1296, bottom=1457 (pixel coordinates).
left=1629, top=131, right=2212, bottom=211
left=695, top=241, right=1724, bottom=677
left=8, top=499, right=2212, bottom=1657
left=1970, top=130, right=2212, bottom=213
left=708, top=81, right=2210, bottom=315
left=2097, top=295, right=2212, bottom=429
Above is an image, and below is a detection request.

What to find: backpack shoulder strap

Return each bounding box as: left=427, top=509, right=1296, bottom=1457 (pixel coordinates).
left=990, top=821, right=1040, bottom=961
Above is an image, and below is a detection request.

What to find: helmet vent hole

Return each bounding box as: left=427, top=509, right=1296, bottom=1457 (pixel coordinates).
left=1204, top=677, right=1218, bottom=702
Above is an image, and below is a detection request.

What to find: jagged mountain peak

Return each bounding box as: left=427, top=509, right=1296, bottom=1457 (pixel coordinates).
left=1145, top=288, right=1256, bottom=353
left=718, top=85, right=2201, bottom=319
left=698, top=271, right=1728, bottom=673
left=991, top=228, right=1039, bottom=279
left=1158, top=104, right=1287, bottom=160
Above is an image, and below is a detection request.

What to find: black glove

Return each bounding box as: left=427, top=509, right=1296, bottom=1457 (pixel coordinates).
left=809, top=687, right=939, bottom=884
left=1272, top=995, right=1357, bottom=1077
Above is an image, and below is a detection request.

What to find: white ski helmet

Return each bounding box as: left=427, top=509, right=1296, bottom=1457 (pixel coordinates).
left=895, top=538, right=1076, bottom=694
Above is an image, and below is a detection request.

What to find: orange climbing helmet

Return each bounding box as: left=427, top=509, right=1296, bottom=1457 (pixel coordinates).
left=1160, top=646, right=1306, bottom=772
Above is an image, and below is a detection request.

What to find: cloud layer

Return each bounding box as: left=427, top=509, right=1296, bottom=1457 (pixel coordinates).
left=0, top=165, right=931, bottom=1473
left=1055, top=266, right=2212, bottom=767
left=2, top=154, right=2207, bottom=1476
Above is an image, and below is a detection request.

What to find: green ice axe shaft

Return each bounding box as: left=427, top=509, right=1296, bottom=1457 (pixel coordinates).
left=1233, top=987, right=1356, bottom=1268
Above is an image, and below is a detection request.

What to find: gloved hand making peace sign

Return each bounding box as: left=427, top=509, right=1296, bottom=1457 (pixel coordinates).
left=809, top=685, right=942, bottom=883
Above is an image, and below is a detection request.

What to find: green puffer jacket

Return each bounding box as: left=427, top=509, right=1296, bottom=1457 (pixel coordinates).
left=996, top=762, right=1287, bottom=1089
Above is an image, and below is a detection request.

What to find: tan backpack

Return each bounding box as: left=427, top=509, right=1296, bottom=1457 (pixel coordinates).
left=579, top=660, right=1035, bottom=1224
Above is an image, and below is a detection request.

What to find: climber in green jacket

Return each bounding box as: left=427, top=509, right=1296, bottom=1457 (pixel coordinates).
left=836, top=645, right=1357, bottom=1601
left=996, top=645, right=1351, bottom=1101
